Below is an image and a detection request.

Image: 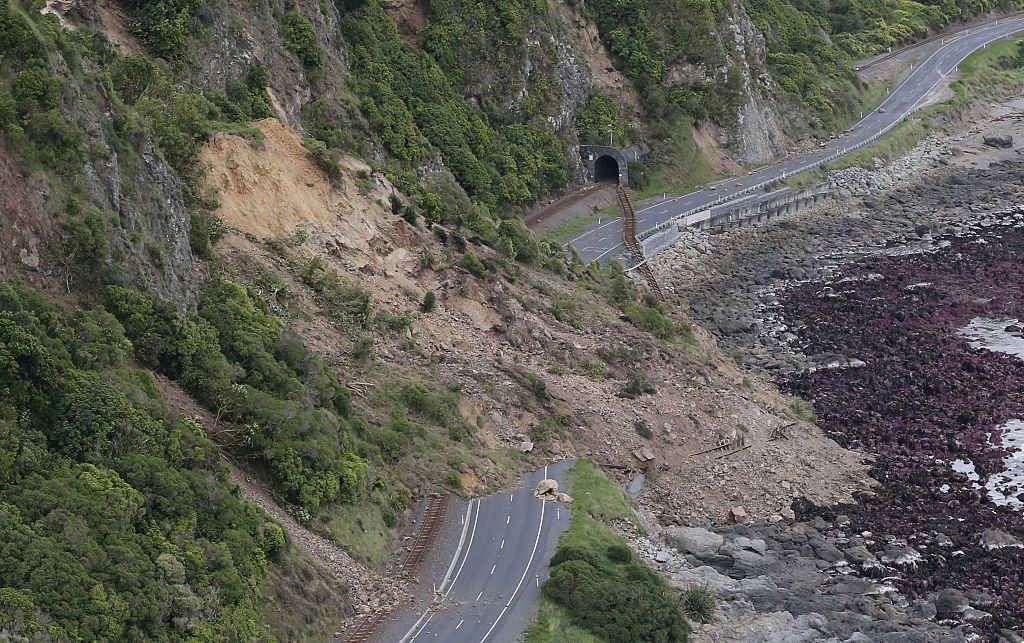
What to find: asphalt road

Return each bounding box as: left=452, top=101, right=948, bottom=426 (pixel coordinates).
left=391, top=460, right=574, bottom=643
left=568, top=16, right=1024, bottom=264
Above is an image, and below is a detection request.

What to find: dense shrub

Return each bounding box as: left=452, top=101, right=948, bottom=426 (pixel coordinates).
left=134, top=80, right=217, bottom=171
left=0, top=279, right=271, bottom=640
left=544, top=515, right=690, bottom=643
left=214, top=65, right=275, bottom=121
left=60, top=207, right=111, bottom=283
left=421, top=290, right=437, bottom=313
left=577, top=93, right=626, bottom=146
left=125, top=0, right=201, bottom=61
left=282, top=10, right=323, bottom=72
left=0, top=0, right=46, bottom=61
left=304, top=137, right=343, bottom=185
left=459, top=251, right=488, bottom=278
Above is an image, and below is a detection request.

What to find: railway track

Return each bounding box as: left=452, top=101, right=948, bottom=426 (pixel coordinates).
left=402, top=494, right=448, bottom=573
left=617, top=185, right=665, bottom=301
left=341, top=494, right=448, bottom=643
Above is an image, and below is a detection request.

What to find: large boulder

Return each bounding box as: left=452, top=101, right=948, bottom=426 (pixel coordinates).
left=666, top=527, right=725, bottom=560
left=983, top=134, right=1013, bottom=149
left=534, top=479, right=558, bottom=498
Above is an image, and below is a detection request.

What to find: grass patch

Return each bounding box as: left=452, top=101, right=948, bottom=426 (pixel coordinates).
left=679, top=586, right=716, bottom=624
left=621, top=302, right=696, bottom=344
left=260, top=546, right=350, bottom=641
left=319, top=502, right=394, bottom=568
left=789, top=396, right=818, bottom=424
left=542, top=213, right=600, bottom=243
left=635, top=117, right=719, bottom=201
left=527, top=599, right=605, bottom=643
left=569, top=459, right=634, bottom=524
left=829, top=115, right=933, bottom=170
left=783, top=169, right=824, bottom=191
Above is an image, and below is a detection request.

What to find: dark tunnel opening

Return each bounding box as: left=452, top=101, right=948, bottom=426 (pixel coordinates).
left=594, top=154, right=620, bottom=183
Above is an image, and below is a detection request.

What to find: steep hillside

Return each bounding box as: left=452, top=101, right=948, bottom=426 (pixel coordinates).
left=0, top=0, right=992, bottom=639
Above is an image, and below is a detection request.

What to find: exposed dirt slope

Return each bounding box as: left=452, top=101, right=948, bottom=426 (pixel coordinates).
left=200, top=118, right=872, bottom=528
left=201, top=118, right=392, bottom=252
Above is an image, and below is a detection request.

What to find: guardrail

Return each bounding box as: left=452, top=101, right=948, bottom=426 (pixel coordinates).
left=633, top=23, right=1024, bottom=246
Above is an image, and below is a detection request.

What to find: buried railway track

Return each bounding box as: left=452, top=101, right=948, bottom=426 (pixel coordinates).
left=341, top=494, right=449, bottom=643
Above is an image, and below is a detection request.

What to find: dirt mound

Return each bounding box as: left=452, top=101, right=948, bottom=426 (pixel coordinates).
left=201, top=118, right=392, bottom=254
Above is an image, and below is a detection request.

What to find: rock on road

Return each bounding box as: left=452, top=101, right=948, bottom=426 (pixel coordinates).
left=377, top=460, right=574, bottom=643
left=568, top=15, right=1024, bottom=264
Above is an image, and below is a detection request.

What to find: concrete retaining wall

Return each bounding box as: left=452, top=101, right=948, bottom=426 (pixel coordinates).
left=637, top=185, right=834, bottom=261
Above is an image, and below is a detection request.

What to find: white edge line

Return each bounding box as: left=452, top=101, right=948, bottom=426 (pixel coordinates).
left=478, top=465, right=550, bottom=643
left=438, top=501, right=473, bottom=590
left=399, top=499, right=475, bottom=643
left=445, top=498, right=481, bottom=596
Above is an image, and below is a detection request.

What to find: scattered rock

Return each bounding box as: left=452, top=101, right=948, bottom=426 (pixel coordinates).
left=633, top=446, right=655, bottom=462
left=728, top=505, right=749, bottom=524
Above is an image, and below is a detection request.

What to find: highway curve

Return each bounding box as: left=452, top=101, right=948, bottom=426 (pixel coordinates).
left=568, top=15, right=1024, bottom=265
left=378, top=460, right=574, bottom=643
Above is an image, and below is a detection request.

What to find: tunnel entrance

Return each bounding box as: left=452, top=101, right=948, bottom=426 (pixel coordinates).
left=593, top=154, right=620, bottom=183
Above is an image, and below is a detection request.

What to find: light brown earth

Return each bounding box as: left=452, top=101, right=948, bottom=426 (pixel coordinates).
left=199, top=118, right=873, bottom=540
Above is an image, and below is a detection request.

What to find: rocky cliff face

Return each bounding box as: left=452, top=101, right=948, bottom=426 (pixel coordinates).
left=720, top=0, right=793, bottom=164
left=24, top=0, right=811, bottom=308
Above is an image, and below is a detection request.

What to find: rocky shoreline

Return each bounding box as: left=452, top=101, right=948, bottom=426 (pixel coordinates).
left=779, top=209, right=1024, bottom=638
left=644, top=112, right=1024, bottom=641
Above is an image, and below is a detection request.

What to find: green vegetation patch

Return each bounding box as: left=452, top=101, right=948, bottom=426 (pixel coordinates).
left=104, top=281, right=369, bottom=517
left=622, top=301, right=695, bottom=343
left=582, top=0, right=722, bottom=119
left=281, top=10, right=323, bottom=72
left=569, top=459, right=633, bottom=524
left=530, top=460, right=689, bottom=643
left=338, top=0, right=567, bottom=210
left=319, top=501, right=393, bottom=568
left=0, top=279, right=278, bottom=640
